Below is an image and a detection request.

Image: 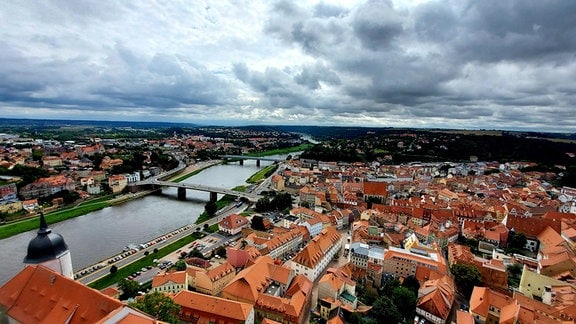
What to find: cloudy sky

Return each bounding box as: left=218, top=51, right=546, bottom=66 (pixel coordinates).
left=1, top=0, right=575, bottom=132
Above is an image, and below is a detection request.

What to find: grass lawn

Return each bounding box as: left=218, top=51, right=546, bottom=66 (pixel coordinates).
left=169, top=163, right=220, bottom=183
left=0, top=201, right=111, bottom=240
left=246, top=165, right=278, bottom=184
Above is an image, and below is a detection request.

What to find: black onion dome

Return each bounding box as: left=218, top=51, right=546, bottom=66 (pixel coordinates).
left=23, top=213, right=69, bottom=264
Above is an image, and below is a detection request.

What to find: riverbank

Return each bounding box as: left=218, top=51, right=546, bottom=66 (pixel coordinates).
left=0, top=148, right=288, bottom=240
left=0, top=161, right=222, bottom=240
left=0, top=153, right=287, bottom=286
left=168, top=160, right=222, bottom=183
left=246, top=164, right=278, bottom=184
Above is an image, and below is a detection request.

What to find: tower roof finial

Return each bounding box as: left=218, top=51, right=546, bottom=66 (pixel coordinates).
left=38, top=212, right=51, bottom=235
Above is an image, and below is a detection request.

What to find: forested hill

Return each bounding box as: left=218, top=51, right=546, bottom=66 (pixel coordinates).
left=298, top=130, right=576, bottom=165
left=269, top=125, right=576, bottom=142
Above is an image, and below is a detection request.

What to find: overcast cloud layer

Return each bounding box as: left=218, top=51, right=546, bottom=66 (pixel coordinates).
left=1, top=0, right=575, bottom=132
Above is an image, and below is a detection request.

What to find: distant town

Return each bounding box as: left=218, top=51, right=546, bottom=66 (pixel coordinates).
left=2, top=120, right=576, bottom=324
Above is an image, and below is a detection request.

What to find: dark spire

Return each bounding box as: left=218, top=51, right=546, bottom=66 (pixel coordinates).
left=38, top=212, right=51, bottom=235
left=24, top=212, right=68, bottom=264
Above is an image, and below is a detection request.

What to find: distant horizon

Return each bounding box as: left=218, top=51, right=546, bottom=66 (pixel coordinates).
left=0, top=117, right=573, bottom=135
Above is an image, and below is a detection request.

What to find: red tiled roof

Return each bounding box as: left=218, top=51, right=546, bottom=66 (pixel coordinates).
left=506, top=215, right=561, bottom=238
left=152, top=270, right=187, bottom=287
left=363, top=181, right=387, bottom=196
left=417, top=275, right=455, bottom=321
left=173, top=290, right=253, bottom=321
left=222, top=256, right=293, bottom=303
left=0, top=265, right=130, bottom=324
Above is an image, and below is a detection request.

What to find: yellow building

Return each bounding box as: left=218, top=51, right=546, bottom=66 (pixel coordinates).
left=151, top=271, right=188, bottom=294
left=518, top=265, right=573, bottom=299
left=108, top=174, right=127, bottom=193
left=188, top=262, right=236, bottom=296
left=0, top=200, right=22, bottom=214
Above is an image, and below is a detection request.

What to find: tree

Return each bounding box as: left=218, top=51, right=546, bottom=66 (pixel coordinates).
left=380, top=277, right=400, bottom=293
left=255, top=196, right=271, bottom=212
left=370, top=296, right=400, bottom=324
left=214, top=245, right=227, bottom=257
left=204, top=201, right=217, bottom=217
left=358, top=284, right=379, bottom=305
left=130, top=291, right=179, bottom=323
left=391, top=286, right=418, bottom=322
left=451, top=263, right=482, bottom=298
left=188, top=249, right=205, bottom=259
left=174, top=260, right=187, bottom=271
left=118, top=278, right=140, bottom=299
left=250, top=215, right=266, bottom=231
left=110, top=265, right=118, bottom=274
left=507, top=263, right=523, bottom=278
left=270, top=192, right=293, bottom=210
left=401, top=275, right=420, bottom=294
left=31, top=149, right=43, bottom=161
left=507, top=231, right=527, bottom=253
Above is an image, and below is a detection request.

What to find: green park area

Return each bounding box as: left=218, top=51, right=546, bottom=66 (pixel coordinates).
left=89, top=232, right=202, bottom=290
left=246, top=165, right=278, bottom=184
left=0, top=196, right=114, bottom=240
left=169, top=162, right=221, bottom=183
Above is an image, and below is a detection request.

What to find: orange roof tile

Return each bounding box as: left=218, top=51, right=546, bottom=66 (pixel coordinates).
left=172, top=290, right=253, bottom=321
left=222, top=256, right=293, bottom=303
left=219, top=213, right=249, bottom=230
left=152, top=270, right=187, bottom=287
left=537, top=226, right=565, bottom=249
left=417, top=275, right=455, bottom=321
left=0, top=265, right=126, bottom=324
left=456, top=310, right=474, bottom=324
left=292, top=227, right=341, bottom=269
left=206, top=261, right=235, bottom=281
left=470, top=286, right=512, bottom=318
left=506, top=215, right=561, bottom=238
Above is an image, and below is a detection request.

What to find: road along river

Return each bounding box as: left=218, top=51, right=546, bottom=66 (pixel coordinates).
left=0, top=158, right=281, bottom=285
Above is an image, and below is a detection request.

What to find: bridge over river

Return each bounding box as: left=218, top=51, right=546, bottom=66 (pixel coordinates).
left=140, top=179, right=261, bottom=202
left=219, top=154, right=284, bottom=166
left=132, top=159, right=263, bottom=202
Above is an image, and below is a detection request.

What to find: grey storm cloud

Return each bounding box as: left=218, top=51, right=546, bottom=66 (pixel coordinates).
left=294, top=63, right=341, bottom=90
left=352, top=0, right=404, bottom=51
left=254, top=0, right=576, bottom=130
left=233, top=63, right=312, bottom=109
left=94, top=51, right=236, bottom=108
left=1, top=0, right=575, bottom=131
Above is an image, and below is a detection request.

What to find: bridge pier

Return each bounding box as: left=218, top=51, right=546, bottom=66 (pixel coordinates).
left=210, top=191, right=218, bottom=202
left=239, top=159, right=244, bottom=166
left=256, top=159, right=260, bottom=167
left=177, top=187, right=187, bottom=200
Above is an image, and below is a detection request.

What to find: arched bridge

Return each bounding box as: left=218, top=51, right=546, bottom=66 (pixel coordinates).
left=219, top=154, right=284, bottom=166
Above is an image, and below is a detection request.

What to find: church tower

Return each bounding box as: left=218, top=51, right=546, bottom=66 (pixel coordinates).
left=23, top=213, right=73, bottom=279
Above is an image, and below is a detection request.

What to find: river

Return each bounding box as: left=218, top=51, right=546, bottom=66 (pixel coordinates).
left=0, top=157, right=283, bottom=285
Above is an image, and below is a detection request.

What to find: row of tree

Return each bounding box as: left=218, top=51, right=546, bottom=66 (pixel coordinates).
left=254, top=192, right=293, bottom=212
left=348, top=277, right=420, bottom=324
